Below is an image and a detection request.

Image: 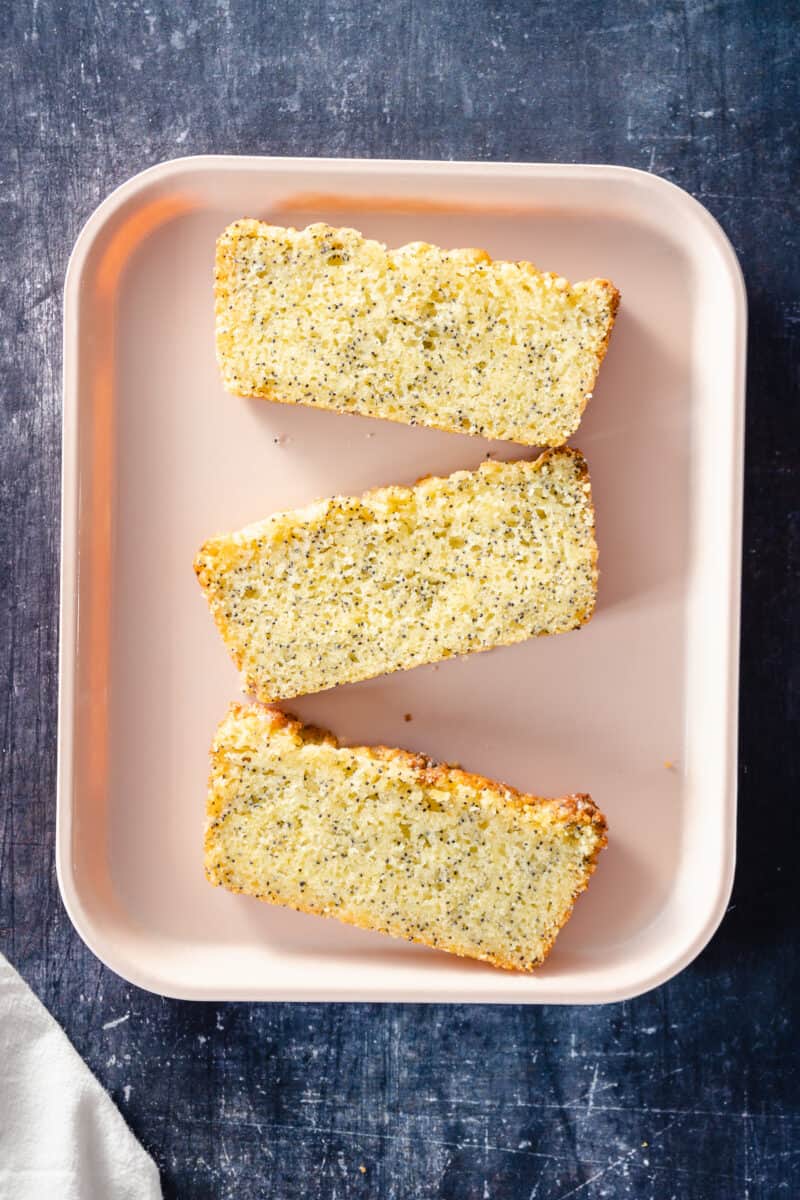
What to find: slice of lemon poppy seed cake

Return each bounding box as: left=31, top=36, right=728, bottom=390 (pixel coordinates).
left=205, top=705, right=608, bottom=971
left=215, top=220, right=619, bottom=445
left=194, top=448, right=598, bottom=702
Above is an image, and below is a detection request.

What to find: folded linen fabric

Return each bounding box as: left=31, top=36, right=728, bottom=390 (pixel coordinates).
left=0, top=953, right=161, bottom=1200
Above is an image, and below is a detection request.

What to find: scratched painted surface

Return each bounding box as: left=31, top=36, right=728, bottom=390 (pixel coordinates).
left=1, top=2, right=798, bottom=1197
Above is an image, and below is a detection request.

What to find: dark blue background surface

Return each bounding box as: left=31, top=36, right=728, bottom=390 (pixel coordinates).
left=1, top=3, right=798, bottom=1197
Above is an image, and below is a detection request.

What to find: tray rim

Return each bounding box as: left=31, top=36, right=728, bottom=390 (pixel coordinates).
left=57, top=154, right=746, bottom=1003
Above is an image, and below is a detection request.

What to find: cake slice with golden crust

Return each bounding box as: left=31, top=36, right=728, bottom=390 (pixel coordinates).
left=215, top=219, right=619, bottom=445
left=205, top=704, right=607, bottom=972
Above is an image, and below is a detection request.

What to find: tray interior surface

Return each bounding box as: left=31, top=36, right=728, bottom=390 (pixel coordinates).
left=60, top=160, right=741, bottom=1001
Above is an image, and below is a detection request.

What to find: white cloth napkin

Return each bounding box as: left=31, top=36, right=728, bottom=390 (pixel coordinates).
left=0, top=953, right=161, bottom=1200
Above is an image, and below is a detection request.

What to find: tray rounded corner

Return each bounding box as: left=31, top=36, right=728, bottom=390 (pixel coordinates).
left=54, top=835, right=185, bottom=1000
left=602, top=162, right=747, bottom=306
left=63, top=154, right=227, bottom=304
left=596, top=851, right=737, bottom=1005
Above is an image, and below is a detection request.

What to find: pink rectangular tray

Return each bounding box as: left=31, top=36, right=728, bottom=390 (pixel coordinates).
left=58, top=156, right=745, bottom=1002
